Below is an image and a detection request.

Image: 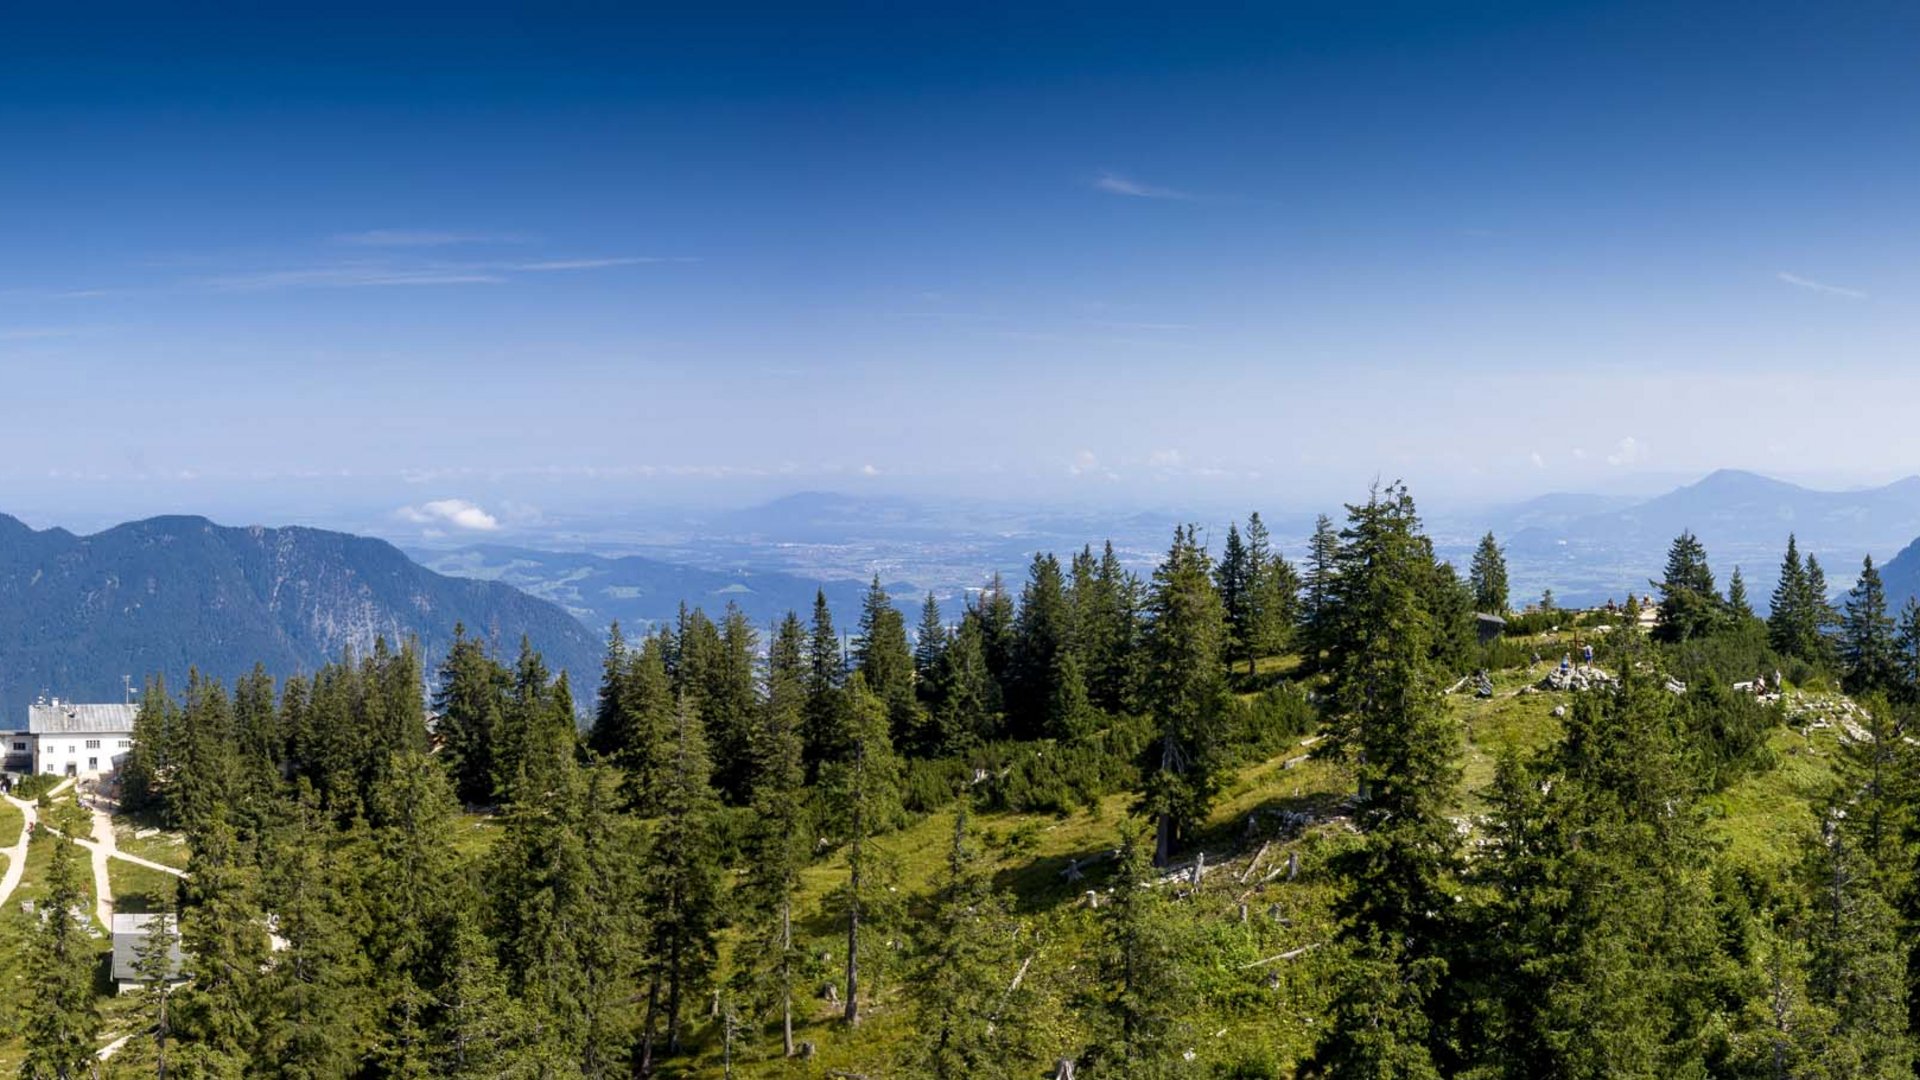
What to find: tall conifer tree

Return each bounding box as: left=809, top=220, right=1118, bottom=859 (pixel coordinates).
left=1843, top=556, right=1899, bottom=694
left=20, top=818, right=100, bottom=1080
left=1468, top=531, right=1510, bottom=615
left=1138, top=525, right=1228, bottom=866
left=1653, top=531, right=1722, bottom=643
left=822, top=677, right=902, bottom=1025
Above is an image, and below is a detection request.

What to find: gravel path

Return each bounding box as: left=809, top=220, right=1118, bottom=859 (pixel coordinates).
left=0, top=794, right=37, bottom=908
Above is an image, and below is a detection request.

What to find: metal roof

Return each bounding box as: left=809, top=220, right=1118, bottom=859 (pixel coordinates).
left=27, top=703, right=139, bottom=735
left=110, top=913, right=184, bottom=984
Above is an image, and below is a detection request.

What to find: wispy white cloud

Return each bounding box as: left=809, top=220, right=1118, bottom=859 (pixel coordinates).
left=196, top=256, right=676, bottom=291
left=1605, top=436, right=1646, bottom=467
left=201, top=265, right=510, bottom=290
left=1068, top=449, right=1121, bottom=482
left=508, top=257, right=680, bottom=272
left=334, top=229, right=533, bottom=247
left=396, top=498, right=501, bottom=531
left=1777, top=271, right=1867, bottom=299
left=1093, top=171, right=1192, bottom=200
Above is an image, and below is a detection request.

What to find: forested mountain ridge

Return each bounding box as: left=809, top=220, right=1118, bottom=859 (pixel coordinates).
left=0, top=512, right=599, bottom=717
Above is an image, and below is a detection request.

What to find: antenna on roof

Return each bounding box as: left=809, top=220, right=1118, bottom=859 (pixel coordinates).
left=123, top=675, right=136, bottom=706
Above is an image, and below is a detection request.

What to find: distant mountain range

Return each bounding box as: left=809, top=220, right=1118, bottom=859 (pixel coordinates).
left=410, top=544, right=902, bottom=634
left=0, top=514, right=600, bottom=722
left=1495, top=470, right=1920, bottom=609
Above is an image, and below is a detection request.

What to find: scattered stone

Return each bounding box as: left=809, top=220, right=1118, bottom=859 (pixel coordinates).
left=1536, top=666, right=1618, bottom=693
left=1551, top=705, right=1566, bottom=718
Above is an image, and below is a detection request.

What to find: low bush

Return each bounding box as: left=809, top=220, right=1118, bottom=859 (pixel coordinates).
left=1227, top=685, right=1318, bottom=765
left=14, top=773, right=62, bottom=801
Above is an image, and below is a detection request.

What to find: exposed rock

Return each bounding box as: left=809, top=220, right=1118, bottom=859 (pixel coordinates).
left=1536, top=666, right=1618, bottom=693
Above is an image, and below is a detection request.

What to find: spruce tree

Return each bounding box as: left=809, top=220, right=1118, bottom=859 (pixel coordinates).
left=1771, top=535, right=1814, bottom=660
left=434, top=626, right=508, bottom=807
left=734, top=612, right=813, bottom=1058
left=702, top=605, right=761, bottom=803
left=575, top=766, right=644, bottom=1078
left=612, top=634, right=675, bottom=808
left=822, top=676, right=902, bottom=1026
left=20, top=822, right=100, bottom=1080
left=173, top=805, right=270, bottom=1076
left=489, top=760, right=589, bottom=1066
left=637, top=700, right=722, bottom=1069
left=1302, top=512, right=1341, bottom=666
left=1895, top=598, right=1920, bottom=702
left=913, top=592, right=948, bottom=693
left=586, top=621, right=632, bottom=764
left=1138, top=525, right=1228, bottom=866
left=1468, top=531, right=1510, bottom=615
left=1247, top=514, right=1299, bottom=671
left=1087, top=828, right=1188, bottom=1078
left=1011, top=553, right=1077, bottom=740
left=1804, top=807, right=1913, bottom=1077
left=1310, top=483, right=1462, bottom=1077
left=976, top=572, right=1019, bottom=694
left=1652, top=530, right=1722, bottom=643
left=853, top=577, right=914, bottom=705
left=899, top=809, right=1031, bottom=1079
left=933, top=613, right=1000, bottom=753
left=1727, top=565, right=1755, bottom=622
left=1808, top=555, right=1839, bottom=662
left=492, top=641, right=576, bottom=805
left=120, top=674, right=181, bottom=823
left=1842, top=556, right=1899, bottom=694
left=1075, top=542, right=1142, bottom=713
left=1468, top=659, right=1725, bottom=1077
left=433, top=913, right=526, bottom=1078
left=1215, top=522, right=1255, bottom=674
left=134, top=896, right=182, bottom=1079
left=255, top=782, right=375, bottom=1077
left=364, top=751, right=467, bottom=1072
left=803, top=590, right=847, bottom=775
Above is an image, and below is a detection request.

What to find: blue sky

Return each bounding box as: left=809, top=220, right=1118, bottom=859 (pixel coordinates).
left=5, top=2, right=1920, bottom=534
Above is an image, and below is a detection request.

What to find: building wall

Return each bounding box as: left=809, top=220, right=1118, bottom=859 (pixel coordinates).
left=1, top=731, right=29, bottom=773
left=33, top=734, right=132, bottom=778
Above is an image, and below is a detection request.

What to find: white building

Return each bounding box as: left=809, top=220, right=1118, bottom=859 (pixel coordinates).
left=23, top=701, right=138, bottom=779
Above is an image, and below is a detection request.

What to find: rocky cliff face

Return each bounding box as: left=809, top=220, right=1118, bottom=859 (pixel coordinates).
left=0, top=513, right=599, bottom=721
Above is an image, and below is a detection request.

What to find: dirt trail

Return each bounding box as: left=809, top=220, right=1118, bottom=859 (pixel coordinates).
left=0, top=794, right=36, bottom=908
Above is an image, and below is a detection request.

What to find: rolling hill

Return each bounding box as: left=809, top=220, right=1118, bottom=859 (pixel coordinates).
left=1499, top=470, right=1920, bottom=609
left=0, top=514, right=600, bottom=721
